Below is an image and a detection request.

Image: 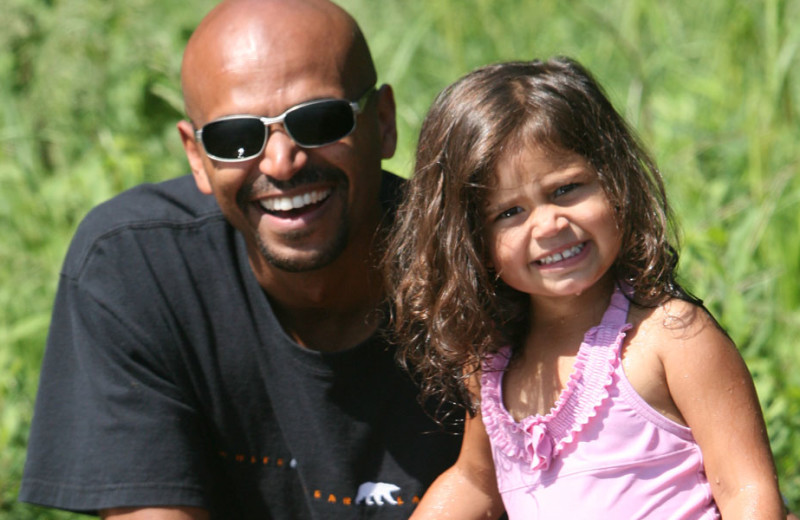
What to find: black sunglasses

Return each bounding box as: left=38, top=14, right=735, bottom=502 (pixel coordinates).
left=194, top=86, right=376, bottom=162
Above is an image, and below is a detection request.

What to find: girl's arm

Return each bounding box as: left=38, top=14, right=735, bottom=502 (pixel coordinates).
left=411, top=410, right=505, bottom=520
left=656, top=300, right=785, bottom=519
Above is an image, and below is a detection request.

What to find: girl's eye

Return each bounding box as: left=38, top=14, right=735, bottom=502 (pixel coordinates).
left=497, top=206, right=522, bottom=220
left=554, top=183, right=580, bottom=198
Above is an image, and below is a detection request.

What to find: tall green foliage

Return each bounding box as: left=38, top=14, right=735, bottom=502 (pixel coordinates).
left=1, top=1, right=217, bottom=517
left=2, top=0, right=798, bottom=517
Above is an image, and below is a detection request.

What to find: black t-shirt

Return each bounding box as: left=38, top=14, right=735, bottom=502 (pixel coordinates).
left=20, top=173, right=461, bottom=519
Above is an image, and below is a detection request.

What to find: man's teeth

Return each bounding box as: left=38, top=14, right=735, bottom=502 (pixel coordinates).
left=259, top=189, right=331, bottom=212
left=538, top=243, right=585, bottom=265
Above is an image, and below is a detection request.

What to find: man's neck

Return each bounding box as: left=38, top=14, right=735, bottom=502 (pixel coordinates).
left=250, top=240, right=386, bottom=353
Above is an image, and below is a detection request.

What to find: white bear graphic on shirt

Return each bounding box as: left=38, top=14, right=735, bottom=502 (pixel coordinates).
left=355, top=481, right=401, bottom=506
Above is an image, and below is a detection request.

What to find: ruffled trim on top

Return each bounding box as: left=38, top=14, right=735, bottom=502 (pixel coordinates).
left=480, top=286, right=632, bottom=472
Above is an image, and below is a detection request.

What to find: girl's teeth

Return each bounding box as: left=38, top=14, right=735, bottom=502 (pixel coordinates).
left=539, top=243, right=585, bottom=265
left=259, top=189, right=331, bottom=212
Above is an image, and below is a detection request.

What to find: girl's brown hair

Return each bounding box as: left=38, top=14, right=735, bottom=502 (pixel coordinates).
left=385, top=57, right=691, bottom=414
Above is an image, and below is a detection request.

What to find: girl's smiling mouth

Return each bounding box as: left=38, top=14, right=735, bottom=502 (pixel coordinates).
left=535, top=242, right=587, bottom=266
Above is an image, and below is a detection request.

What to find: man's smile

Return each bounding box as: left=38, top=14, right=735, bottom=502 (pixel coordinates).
left=258, top=187, right=333, bottom=215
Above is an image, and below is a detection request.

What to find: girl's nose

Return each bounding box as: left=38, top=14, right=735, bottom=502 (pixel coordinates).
left=531, top=206, right=568, bottom=238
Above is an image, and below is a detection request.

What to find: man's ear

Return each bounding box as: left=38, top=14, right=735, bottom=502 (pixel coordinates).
left=177, top=119, right=213, bottom=194
left=374, top=84, right=397, bottom=160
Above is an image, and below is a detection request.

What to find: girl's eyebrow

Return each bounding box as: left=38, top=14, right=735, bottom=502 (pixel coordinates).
left=483, top=192, right=518, bottom=216
left=545, top=161, right=590, bottom=176
left=482, top=197, right=505, bottom=216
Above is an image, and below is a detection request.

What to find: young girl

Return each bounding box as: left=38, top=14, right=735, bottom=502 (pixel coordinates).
left=386, top=57, right=785, bottom=519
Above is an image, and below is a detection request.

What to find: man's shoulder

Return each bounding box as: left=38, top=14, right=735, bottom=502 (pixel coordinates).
left=64, top=175, right=224, bottom=275
left=89, top=174, right=219, bottom=227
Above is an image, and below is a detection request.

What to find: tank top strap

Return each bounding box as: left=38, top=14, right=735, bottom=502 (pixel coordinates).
left=590, top=283, right=631, bottom=346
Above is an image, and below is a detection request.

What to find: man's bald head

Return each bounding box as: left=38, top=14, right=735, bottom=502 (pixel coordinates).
left=181, top=0, right=377, bottom=124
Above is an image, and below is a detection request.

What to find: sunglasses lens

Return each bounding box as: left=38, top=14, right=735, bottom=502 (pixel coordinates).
left=286, top=100, right=355, bottom=147
left=202, top=118, right=266, bottom=160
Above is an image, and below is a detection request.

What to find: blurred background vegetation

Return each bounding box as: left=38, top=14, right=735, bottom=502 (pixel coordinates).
left=1, top=0, right=798, bottom=517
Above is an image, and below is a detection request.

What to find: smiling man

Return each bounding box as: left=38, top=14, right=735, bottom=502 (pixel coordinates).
left=19, top=1, right=460, bottom=518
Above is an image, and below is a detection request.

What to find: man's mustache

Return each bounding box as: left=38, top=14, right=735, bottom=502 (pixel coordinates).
left=237, top=165, right=349, bottom=206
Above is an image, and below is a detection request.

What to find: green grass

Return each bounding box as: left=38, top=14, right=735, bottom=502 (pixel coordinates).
left=2, top=0, right=798, bottom=517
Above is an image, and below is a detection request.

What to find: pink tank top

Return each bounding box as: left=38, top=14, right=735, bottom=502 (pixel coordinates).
left=480, top=287, right=720, bottom=519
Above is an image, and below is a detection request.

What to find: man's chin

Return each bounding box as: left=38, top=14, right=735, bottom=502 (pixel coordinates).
left=264, top=253, right=335, bottom=273
left=257, top=236, right=348, bottom=273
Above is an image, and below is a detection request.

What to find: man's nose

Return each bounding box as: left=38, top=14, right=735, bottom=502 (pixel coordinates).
left=257, top=126, right=308, bottom=181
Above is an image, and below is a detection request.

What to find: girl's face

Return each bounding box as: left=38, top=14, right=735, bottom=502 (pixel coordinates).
left=483, top=145, right=621, bottom=303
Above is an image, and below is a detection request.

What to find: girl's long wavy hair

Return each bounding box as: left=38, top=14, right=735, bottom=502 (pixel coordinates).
left=385, top=57, right=693, bottom=415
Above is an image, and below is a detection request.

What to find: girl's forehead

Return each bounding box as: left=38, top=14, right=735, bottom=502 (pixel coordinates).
left=493, top=144, right=587, bottom=185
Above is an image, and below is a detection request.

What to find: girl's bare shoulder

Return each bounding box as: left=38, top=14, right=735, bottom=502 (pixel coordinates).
left=627, top=297, right=731, bottom=351
left=622, top=297, right=736, bottom=426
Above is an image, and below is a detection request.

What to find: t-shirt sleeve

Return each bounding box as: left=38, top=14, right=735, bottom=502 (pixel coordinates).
left=20, top=228, right=213, bottom=513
